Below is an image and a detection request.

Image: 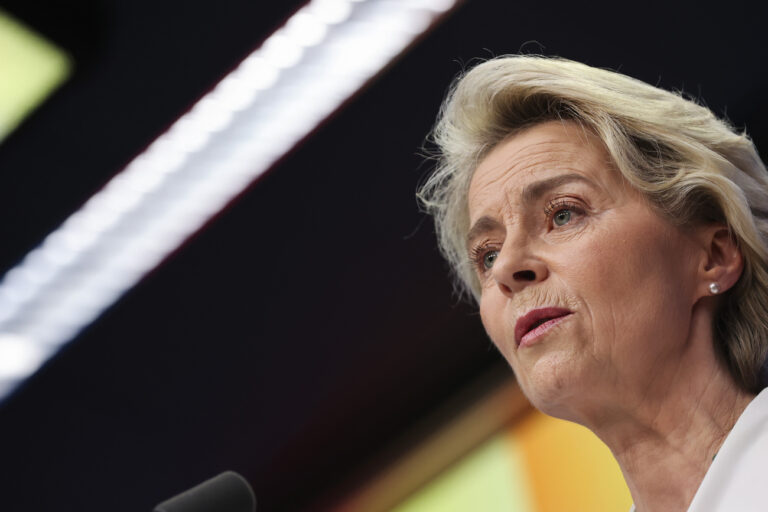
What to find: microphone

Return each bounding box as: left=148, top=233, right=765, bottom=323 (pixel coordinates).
left=154, top=471, right=256, bottom=512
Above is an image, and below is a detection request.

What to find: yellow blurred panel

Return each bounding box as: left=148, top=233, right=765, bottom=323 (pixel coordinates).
left=393, top=433, right=535, bottom=512
left=0, top=8, right=72, bottom=141
left=514, top=411, right=632, bottom=512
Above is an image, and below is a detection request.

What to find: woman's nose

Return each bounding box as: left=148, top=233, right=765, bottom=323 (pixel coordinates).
left=491, top=240, right=549, bottom=297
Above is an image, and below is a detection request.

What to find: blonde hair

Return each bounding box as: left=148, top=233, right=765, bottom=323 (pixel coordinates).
left=418, top=55, right=768, bottom=392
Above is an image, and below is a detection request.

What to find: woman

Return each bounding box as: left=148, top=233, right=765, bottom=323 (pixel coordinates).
left=418, top=56, right=768, bottom=511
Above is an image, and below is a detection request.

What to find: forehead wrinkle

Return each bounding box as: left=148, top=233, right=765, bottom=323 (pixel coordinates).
left=508, top=142, right=597, bottom=175
left=477, top=139, right=598, bottom=190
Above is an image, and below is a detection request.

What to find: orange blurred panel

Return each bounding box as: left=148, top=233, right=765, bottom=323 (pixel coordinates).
left=511, top=410, right=632, bottom=512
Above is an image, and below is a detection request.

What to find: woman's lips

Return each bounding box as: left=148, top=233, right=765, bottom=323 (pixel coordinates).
left=515, top=307, right=573, bottom=347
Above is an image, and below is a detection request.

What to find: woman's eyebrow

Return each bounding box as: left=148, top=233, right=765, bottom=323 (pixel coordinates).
left=521, top=173, right=593, bottom=203
left=466, top=216, right=501, bottom=250
left=466, top=173, right=595, bottom=249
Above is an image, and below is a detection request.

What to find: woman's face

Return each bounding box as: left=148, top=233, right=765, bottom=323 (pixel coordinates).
left=467, top=121, right=704, bottom=422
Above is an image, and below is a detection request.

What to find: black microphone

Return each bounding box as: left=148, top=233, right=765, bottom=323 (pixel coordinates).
left=154, top=471, right=256, bottom=512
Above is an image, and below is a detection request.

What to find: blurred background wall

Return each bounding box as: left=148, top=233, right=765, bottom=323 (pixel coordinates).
left=0, top=0, right=765, bottom=510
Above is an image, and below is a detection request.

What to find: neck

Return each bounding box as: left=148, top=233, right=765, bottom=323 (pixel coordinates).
left=602, top=368, right=753, bottom=512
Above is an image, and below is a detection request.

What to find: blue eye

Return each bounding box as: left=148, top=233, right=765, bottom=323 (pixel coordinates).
left=545, top=199, right=583, bottom=229
left=553, top=209, right=572, bottom=226
left=483, top=250, right=498, bottom=270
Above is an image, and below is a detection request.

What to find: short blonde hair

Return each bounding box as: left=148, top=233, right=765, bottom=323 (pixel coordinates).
left=418, top=55, right=768, bottom=392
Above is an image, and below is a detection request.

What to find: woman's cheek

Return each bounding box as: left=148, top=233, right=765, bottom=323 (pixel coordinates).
left=480, top=296, right=511, bottom=355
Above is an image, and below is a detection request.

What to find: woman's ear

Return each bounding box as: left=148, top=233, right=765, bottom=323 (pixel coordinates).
left=698, top=224, right=743, bottom=296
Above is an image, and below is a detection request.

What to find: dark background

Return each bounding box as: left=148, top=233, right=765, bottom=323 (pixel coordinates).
left=0, top=0, right=766, bottom=510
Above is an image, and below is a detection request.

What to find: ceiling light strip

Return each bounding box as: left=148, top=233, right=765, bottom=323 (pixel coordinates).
left=0, top=0, right=460, bottom=399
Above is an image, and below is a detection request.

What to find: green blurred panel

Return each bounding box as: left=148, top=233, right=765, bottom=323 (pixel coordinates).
left=392, top=433, right=535, bottom=512
left=0, top=8, right=72, bottom=141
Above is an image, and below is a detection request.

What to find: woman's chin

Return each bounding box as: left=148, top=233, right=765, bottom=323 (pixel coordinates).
left=514, top=352, right=593, bottom=421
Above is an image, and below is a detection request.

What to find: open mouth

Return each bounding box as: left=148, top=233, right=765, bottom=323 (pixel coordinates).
left=515, top=307, right=573, bottom=347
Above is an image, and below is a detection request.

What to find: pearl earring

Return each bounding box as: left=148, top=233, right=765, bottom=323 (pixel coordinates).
left=709, top=282, right=721, bottom=294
